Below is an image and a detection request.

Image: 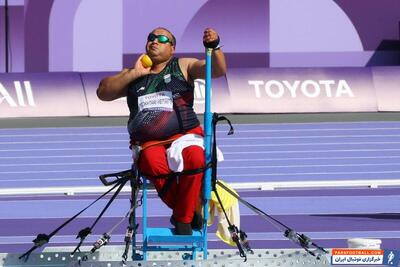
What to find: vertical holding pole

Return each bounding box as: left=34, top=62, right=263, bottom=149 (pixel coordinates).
left=4, top=0, right=9, bottom=72
left=203, top=47, right=213, bottom=260
left=130, top=172, right=142, bottom=261
left=142, top=178, right=148, bottom=260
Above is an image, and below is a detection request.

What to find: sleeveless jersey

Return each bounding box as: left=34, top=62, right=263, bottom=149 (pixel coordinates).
left=127, top=57, right=200, bottom=143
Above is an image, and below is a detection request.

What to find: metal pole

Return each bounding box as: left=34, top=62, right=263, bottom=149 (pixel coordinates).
left=4, top=0, right=9, bottom=73
left=203, top=47, right=213, bottom=260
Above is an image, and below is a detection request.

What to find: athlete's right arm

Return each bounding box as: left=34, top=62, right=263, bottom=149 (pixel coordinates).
left=97, top=55, right=150, bottom=101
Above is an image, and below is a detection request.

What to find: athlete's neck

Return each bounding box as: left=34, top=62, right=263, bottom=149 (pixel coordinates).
left=150, top=57, right=172, bottom=74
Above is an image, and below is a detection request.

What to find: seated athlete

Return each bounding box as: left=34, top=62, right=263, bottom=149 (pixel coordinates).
left=97, top=27, right=226, bottom=235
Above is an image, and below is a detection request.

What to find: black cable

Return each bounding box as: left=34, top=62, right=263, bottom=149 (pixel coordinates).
left=19, top=181, right=121, bottom=261
left=71, top=178, right=128, bottom=255
left=210, top=114, right=327, bottom=258
left=216, top=180, right=290, bottom=231
left=210, top=113, right=248, bottom=260
left=216, top=180, right=328, bottom=258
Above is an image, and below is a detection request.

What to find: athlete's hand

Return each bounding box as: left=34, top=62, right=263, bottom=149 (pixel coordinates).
left=203, top=28, right=220, bottom=49
left=133, top=54, right=151, bottom=76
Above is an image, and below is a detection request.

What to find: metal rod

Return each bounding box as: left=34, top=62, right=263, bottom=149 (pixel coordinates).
left=4, top=0, right=9, bottom=73
left=203, top=47, right=213, bottom=260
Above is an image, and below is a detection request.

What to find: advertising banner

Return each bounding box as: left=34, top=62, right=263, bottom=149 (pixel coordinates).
left=192, top=76, right=232, bottom=114
left=2, top=67, right=399, bottom=118
left=81, top=72, right=129, bottom=117
left=0, top=73, right=87, bottom=118
left=82, top=72, right=232, bottom=116
left=372, top=67, right=400, bottom=112
left=226, top=68, right=378, bottom=113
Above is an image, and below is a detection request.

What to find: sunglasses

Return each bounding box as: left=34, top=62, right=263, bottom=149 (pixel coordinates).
left=147, top=33, right=172, bottom=44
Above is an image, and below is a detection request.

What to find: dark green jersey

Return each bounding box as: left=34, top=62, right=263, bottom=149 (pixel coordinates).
left=127, top=57, right=200, bottom=142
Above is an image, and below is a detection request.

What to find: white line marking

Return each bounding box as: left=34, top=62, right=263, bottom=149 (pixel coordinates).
left=220, top=141, right=400, bottom=147
left=1, top=155, right=400, bottom=161
left=218, top=163, right=400, bottom=169
left=226, top=127, right=400, bottom=133
left=1, top=162, right=399, bottom=168
left=1, top=125, right=400, bottom=134
left=217, top=134, right=400, bottom=140
left=2, top=148, right=400, bottom=153
left=0, top=147, right=126, bottom=152
left=0, top=154, right=129, bottom=159
left=0, top=133, right=126, bottom=138
left=0, top=126, right=126, bottom=131
left=2, top=179, right=400, bottom=195
left=220, top=170, right=400, bottom=176
left=0, top=162, right=131, bottom=167
left=226, top=156, right=400, bottom=161
left=0, top=140, right=126, bottom=144
left=223, top=148, right=400, bottom=154
left=0, top=169, right=119, bottom=174
left=2, top=170, right=400, bottom=175
left=0, top=177, right=98, bottom=182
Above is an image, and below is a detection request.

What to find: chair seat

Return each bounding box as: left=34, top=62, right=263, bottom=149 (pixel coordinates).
left=146, top=227, right=203, bottom=243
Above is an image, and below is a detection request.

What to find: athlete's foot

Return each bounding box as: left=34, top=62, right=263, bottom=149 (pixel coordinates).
left=191, top=212, right=203, bottom=230
left=174, top=221, right=192, bottom=235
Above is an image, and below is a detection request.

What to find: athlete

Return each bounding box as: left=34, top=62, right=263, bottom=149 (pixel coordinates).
left=97, top=27, right=226, bottom=234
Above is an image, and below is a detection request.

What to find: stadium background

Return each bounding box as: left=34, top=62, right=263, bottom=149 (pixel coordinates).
left=1, top=0, right=400, bottom=264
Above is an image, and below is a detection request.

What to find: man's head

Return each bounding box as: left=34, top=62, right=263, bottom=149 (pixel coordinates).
left=146, top=27, right=176, bottom=63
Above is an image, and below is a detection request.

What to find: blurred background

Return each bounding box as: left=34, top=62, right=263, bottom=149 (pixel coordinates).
left=1, top=0, right=399, bottom=73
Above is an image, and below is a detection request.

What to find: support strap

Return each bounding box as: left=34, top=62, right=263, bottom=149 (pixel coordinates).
left=207, top=113, right=327, bottom=258
left=140, top=166, right=210, bottom=198
left=71, top=178, right=128, bottom=255
left=210, top=113, right=252, bottom=261
left=123, top=167, right=142, bottom=262
left=215, top=180, right=328, bottom=258
left=67, top=169, right=143, bottom=266
left=19, top=180, right=123, bottom=261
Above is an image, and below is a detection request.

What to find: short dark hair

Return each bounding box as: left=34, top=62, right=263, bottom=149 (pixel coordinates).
left=152, top=27, right=176, bottom=46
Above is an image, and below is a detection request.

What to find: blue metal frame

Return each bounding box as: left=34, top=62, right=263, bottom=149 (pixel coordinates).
left=202, top=47, right=213, bottom=259
left=134, top=48, right=213, bottom=261
left=141, top=179, right=204, bottom=260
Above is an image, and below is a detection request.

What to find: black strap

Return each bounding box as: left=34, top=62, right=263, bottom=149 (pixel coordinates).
left=157, top=173, right=177, bottom=198
left=122, top=226, right=135, bottom=264
left=209, top=113, right=249, bottom=260
left=122, top=170, right=141, bottom=263
left=209, top=115, right=326, bottom=257
left=216, top=180, right=290, bottom=230
left=127, top=168, right=143, bottom=261
left=140, top=166, right=209, bottom=198
left=19, top=181, right=123, bottom=261
left=211, top=113, right=233, bottom=190
left=216, top=180, right=328, bottom=256
left=66, top=169, right=143, bottom=264
left=71, top=178, right=128, bottom=255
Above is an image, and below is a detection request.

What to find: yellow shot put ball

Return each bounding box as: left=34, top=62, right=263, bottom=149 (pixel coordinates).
left=141, top=55, right=153, bottom=68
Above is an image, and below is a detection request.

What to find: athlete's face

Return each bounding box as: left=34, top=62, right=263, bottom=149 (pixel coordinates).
left=146, top=28, right=175, bottom=63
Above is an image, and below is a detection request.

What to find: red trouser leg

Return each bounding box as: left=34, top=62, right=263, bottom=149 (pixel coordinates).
left=172, top=145, right=204, bottom=223
left=138, top=145, right=204, bottom=224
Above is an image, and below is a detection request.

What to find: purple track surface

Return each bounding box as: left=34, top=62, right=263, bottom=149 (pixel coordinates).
left=1, top=121, right=400, bottom=253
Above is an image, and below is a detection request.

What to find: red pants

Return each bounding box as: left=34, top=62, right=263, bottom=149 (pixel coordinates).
left=138, top=139, right=205, bottom=224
